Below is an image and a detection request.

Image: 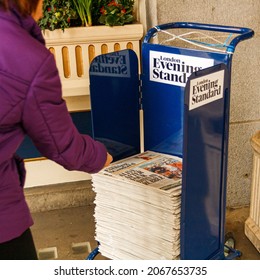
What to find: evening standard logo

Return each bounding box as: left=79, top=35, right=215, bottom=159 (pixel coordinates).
left=149, top=51, right=214, bottom=87
left=90, top=51, right=131, bottom=78
left=189, top=69, right=224, bottom=110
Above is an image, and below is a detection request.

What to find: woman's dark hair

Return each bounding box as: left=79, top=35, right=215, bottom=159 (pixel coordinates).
left=0, top=0, right=40, bottom=16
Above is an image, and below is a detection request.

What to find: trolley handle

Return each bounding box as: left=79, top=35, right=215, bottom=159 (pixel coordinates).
left=144, top=22, right=254, bottom=53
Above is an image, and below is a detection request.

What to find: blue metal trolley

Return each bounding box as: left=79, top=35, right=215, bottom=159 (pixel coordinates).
left=87, top=22, right=254, bottom=260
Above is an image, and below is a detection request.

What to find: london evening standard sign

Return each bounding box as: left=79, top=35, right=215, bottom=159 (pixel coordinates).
left=90, top=51, right=131, bottom=78
left=189, top=69, right=225, bottom=110
left=149, top=50, right=214, bottom=87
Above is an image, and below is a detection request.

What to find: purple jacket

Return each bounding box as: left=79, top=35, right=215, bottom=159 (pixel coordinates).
left=0, top=8, right=107, bottom=243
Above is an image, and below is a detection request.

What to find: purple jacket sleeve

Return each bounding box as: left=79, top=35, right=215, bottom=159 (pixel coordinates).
left=22, top=53, right=107, bottom=174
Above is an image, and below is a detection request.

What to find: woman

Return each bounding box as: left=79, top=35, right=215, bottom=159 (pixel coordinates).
left=0, top=0, right=113, bottom=259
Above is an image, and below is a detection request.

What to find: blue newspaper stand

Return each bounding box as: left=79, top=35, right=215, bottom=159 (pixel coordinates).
left=87, top=22, right=254, bottom=260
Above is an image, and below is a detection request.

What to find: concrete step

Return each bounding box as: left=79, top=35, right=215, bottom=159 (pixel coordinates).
left=25, top=180, right=95, bottom=213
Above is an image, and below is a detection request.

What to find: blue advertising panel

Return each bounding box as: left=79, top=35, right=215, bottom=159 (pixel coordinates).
left=141, top=43, right=229, bottom=157
left=90, top=49, right=140, bottom=161
left=181, top=63, right=229, bottom=259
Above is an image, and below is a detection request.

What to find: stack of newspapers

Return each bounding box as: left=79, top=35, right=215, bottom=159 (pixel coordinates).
left=91, top=151, right=182, bottom=260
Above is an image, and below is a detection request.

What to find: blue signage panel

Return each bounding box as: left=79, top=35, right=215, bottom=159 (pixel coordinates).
left=141, top=43, right=229, bottom=157
left=181, top=63, right=229, bottom=259
left=90, top=49, right=140, bottom=161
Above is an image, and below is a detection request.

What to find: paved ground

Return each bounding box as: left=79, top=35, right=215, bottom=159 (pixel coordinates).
left=31, top=205, right=260, bottom=260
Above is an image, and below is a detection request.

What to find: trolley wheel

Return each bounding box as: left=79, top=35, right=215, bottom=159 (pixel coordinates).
left=224, top=232, right=242, bottom=259
left=225, top=232, right=235, bottom=250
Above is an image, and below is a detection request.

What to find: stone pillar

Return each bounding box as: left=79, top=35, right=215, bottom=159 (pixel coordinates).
left=245, top=131, right=260, bottom=253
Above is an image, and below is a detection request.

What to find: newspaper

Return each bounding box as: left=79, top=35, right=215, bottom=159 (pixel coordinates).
left=93, top=150, right=182, bottom=191
left=92, top=151, right=183, bottom=260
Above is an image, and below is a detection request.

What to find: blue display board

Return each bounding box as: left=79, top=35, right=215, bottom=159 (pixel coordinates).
left=181, top=63, right=229, bottom=259
left=90, top=49, right=140, bottom=161
left=141, top=43, right=229, bottom=157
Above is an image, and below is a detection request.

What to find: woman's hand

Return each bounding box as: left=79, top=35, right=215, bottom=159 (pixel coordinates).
left=103, top=152, right=113, bottom=168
